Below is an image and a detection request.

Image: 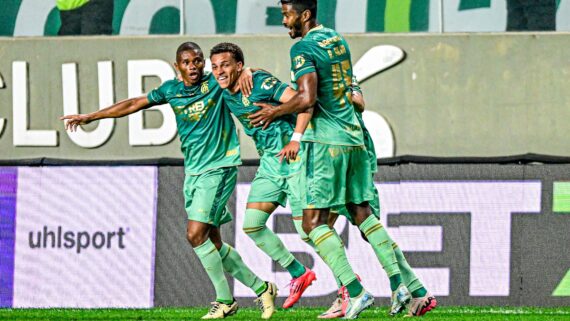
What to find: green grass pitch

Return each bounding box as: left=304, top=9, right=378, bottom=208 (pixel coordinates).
left=1, top=307, right=570, bottom=320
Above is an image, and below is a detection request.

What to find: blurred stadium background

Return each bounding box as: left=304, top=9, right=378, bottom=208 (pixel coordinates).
left=0, top=0, right=569, bottom=316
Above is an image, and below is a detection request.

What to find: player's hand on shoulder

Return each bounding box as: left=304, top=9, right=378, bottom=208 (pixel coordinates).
left=238, top=67, right=254, bottom=97
left=60, top=114, right=92, bottom=132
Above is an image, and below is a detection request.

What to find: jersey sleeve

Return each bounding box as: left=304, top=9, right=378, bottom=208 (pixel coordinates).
left=290, top=41, right=317, bottom=82
left=147, top=81, right=170, bottom=104
left=252, top=71, right=289, bottom=102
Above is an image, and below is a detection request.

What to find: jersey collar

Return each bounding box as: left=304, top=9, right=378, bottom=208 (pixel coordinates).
left=306, top=24, right=324, bottom=36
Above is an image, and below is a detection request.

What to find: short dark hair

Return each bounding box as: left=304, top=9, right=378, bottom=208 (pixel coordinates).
left=280, top=0, right=317, bottom=19
left=176, top=42, right=202, bottom=59
left=209, top=42, right=244, bottom=64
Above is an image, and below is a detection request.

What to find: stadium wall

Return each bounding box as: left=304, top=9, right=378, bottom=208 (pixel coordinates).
left=0, top=34, right=569, bottom=160
left=2, top=0, right=570, bottom=36
left=1, top=163, right=569, bottom=308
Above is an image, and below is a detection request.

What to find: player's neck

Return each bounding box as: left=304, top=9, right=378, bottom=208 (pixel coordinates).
left=301, top=21, right=319, bottom=37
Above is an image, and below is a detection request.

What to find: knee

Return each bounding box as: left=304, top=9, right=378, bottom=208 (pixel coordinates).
left=186, top=230, right=207, bottom=248
left=302, top=220, right=319, bottom=236
left=242, top=208, right=268, bottom=234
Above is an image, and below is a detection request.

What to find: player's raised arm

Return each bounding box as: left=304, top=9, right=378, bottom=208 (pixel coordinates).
left=60, top=96, right=154, bottom=132
left=249, top=71, right=317, bottom=128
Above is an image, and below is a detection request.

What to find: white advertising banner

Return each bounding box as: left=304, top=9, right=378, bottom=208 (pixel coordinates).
left=12, top=167, right=157, bottom=308
left=233, top=181, right=541, bottom=298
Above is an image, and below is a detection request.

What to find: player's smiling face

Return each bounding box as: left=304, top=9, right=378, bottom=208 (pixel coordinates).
left=175, top=49, right=205, bottom=86
left=211, top=52, right=243, bottom=92
left=282, top=4, right=303, bottom=39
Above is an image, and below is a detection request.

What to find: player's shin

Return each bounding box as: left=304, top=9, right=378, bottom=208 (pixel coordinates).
left=358, top=215, right=403, bottom=290
left=308, top=225, right=363, bottom=297
left=243, top=208, right=306, bottom=278
left=218, top=242, right=267, bottom=295
left=194, top=239, right=233, bottom=304
left=393, top=243, right=428, bottom=297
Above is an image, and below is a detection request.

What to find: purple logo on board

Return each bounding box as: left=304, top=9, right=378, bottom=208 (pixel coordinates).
left=0, top=167, right=17, bottom=307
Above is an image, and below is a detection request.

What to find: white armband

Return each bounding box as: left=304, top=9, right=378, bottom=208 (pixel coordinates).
left=291, top=132, right=303, bottom=142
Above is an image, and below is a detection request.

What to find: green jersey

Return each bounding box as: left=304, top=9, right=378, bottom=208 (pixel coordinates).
left=222, top=71, right=299, bottom=177
left=290, top=25, right=363, bottom=146
left=147, top=72, right=241, bottom=175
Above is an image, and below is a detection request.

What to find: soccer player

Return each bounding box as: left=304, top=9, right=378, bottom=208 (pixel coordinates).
left=61, top=42, right=277, bottom=320
left=209, top=42, right=316, bottom=309
left=248, top=0, right=431, bottom=318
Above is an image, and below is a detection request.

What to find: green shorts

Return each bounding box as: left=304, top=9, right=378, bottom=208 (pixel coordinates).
left=302, top=142, right=374, bottom=211
left=183, top=166, right=237, bottom=227
left=332, top=180, right=380, bottom=223
left=247, top=170, right=304, bottom=218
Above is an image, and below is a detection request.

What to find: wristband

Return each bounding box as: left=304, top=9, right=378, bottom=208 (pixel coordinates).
left=291, top=132, right=303, bottom=142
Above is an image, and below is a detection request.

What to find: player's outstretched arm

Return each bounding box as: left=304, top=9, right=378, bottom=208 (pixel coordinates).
left=248, top=72, right=317, bottom=129
left=60, top=96, right=153, bottom=132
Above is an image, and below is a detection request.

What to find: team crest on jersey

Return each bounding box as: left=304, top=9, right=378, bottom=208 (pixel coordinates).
left=293, top=55, right=305, bottom=69
left=261, top=77, right=278, bottom=90
left=242, top=96, right=251, bottom=106
left=201, top=82, right=209, bottom=94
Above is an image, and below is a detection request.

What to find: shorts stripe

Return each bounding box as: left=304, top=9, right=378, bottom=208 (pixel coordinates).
left=208, top=167, right=231, bottom=223
left=305, top=142, right=315, bottom=206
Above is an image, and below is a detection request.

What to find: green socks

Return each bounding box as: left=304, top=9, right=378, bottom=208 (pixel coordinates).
left=243, top=208, right=305, bottom=278
left=389, top=274, right=403, bottom=292
left=285, top=259, right=307, bottom=279
left=359, top=215, right=402, bottom=291
left=308, top=225, right=361, bottom=291
left=218, top=243, right=267, bottom=296
left=194, top=239, right=233, bottom=304
left=393, top=242, right=424, bottom=293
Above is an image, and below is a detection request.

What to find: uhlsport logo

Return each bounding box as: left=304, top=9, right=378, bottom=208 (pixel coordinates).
left=28, top=226, right=128, bottom=254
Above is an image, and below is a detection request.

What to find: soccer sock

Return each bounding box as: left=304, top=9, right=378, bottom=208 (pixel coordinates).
left=243, top=208, right=305, bottom=278
left=393, top=242, right=426, bottom=296
left=308, top=225, right=361, bottom=294
left=294, top=220, right=343, bottom=288
left=194, top=239, right=233, bottom=304
left=346, top=278, right=364, bottom=298
left=285, top=260, right=306, bottom=279
left=331, top=229, right=346, bottom=289
left=218, top=242, right=267, bottom=296
left=412, top=287, right=428, bottom=298
left=358, top=215, right=402, bottom=291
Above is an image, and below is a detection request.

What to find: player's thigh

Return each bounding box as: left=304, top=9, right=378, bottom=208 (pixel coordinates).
left=302, top=142, right=347, bottom=209
left=248, top=172, right=288, bottom=208
left=285, top=171, right=304, bottom=218
left=346, top=146, right=375, bottom=205
left=184, top=166, right=237, bottom=227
